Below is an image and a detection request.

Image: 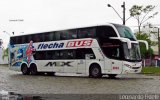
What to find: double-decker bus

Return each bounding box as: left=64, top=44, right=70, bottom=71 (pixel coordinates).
left=9, top=23, right=148, bottom=78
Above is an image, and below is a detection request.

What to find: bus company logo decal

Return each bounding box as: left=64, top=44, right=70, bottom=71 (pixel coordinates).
left=45, top=61, right=73, bottom=67
left=112, top=66, right=119, bottom=70
left=38, top=42, right=64, bottom=49
left=66, top=40, right=93, bottom=47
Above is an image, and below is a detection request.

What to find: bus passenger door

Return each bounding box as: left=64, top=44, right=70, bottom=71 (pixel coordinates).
left=110, top=47, right=123, bottom=74
left=77, top=59, right=86, bottom=74
left=105, top=59, right=112, bottom=72
left=76, top=49, right=86, bottom=74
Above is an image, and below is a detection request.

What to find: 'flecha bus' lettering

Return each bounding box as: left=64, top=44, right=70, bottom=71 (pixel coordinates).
left=38, top=42, right=64, bottom=49
left=66, top=40, right=93, bottom=47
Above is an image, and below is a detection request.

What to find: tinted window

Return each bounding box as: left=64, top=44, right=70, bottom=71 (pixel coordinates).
left=68, top=30, right=77, bottom=39
left=97, top=26, right=117, bottom=38
left=27, top=35, right=32, bottom=43
left=60, top=31, right=67, bottom=40
left=44, top=32, right=55, bottom=41
left=76, top=48, right=95, bottom=59
left=55, top=32, right=60, bottom=40
left=16, top=36, right=22, bottom=44
left=78, top=27, right=96, bottom=38
left=101, top=40, right=123, bottom=60
left=22, top=35, right=27, bottom=44
left=10, top=37, right=16, bottom=44
left=67, top=50, right=76, bottom=59
left=34, top=51, right=46, bottom=60
left=33, top=34, right=43, bottom=42
left=34, top=50, right=76, bottom=60
left=33, top=49, right=94, bottom=60
left=59, top=50, right=68, bottom=59
left=46, top=50, right=59, bottom=60
left=59, top=50, right=76, bottom=59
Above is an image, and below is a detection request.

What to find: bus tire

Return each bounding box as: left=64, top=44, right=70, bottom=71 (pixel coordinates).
left=108, top=74, right=117, bottom=79
left=21, top=64, right=30, bottom=75
left=30, top=64, right=38, bottom=75
left=89, top=64, right=102, bottom=78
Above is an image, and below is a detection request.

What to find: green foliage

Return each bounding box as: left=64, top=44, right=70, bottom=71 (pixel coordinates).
left=2, top=48, right=8, bottom=60
left=141, top=67, right=160, bottom=75
left=135, top=32, right=153, bottom=58
left=129, top=5, right=158, bottom=33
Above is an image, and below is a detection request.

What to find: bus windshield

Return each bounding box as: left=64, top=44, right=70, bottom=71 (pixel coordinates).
left=123, top=43, right=141, bottom=62
left=113, top=24, right=137, bottom=41
left=101, top=41, right=141, bottom=62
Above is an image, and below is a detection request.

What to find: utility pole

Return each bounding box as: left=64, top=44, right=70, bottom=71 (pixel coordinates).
left=0, top=39, right=2, bottom=48
left=108, top=2, right=126, bottom=25
left=158, top=28, right=160, bottom=57
left=121, top=2, right=125, bottom=25
left=150, top=25, right=160, bottom=57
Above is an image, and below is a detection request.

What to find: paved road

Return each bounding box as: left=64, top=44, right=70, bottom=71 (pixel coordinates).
left=0, top=65, right=160, bottom=95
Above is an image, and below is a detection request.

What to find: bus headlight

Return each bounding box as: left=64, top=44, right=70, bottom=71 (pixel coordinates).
left=124, top=64, right=132, bottom=68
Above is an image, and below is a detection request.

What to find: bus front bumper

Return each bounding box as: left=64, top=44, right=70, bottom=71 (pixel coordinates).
left=122, top=65, right=142, bottom=74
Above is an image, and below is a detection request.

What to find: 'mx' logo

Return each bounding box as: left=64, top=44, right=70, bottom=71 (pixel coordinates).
left=45, top=61, right=73, bottom=67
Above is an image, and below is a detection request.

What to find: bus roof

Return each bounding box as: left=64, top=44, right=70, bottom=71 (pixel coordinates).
left=10, top=23, right=124, bottom=37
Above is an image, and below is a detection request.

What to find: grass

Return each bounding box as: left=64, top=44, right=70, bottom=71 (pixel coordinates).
left=141, top=66, right=160, bottom=75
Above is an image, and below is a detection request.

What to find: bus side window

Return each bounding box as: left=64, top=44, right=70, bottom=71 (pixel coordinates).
left=55, top=32, right=60, bottom=40
left=85, top=48, right=96, bottom=59
left=97, top=26, right=117, bottom=38
left=34, top=51, right=46, bottom=60
left=68, top=30, right=77, bottom=39
left=46, top=51, right=53, bottom=60
left=10, top=37, right=15, bottom=45
left=78, top=28, right=88, bottom=38
left=76, top=49, right=85, bottom=59
left=48, top=32, right=55, bottom=41
left=78, top=27, right=95, bottom=38
left=27, top=35, right=32, bottom=43
left=22, top=36, right=27, bottom=44
left=87, top=28, right=96, bottom=38
left=33, top=34, right=41, bottom=42
left=67, top=50, right=76, bottom=59
left=16, top=36, right=22, bottom=44
left=60, top=31, right=68, bottom=40
left=11, top=37, right=16, bottom=44
left=54, top=51, right=60, bottom=59
left=76, top=48, right=95, bottom=59
left=59, top=50, right=68, bottom=59
left=102, top=43, right=122, bottom=60
left=44, top=32, right=50, bottom=42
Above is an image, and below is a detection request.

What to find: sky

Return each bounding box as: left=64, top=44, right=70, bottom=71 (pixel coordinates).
left=0, top=0, right=160, bottom=48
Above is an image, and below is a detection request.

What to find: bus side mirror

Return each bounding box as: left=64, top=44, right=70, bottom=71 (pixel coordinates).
left=137, top=40, right=149, bottom=50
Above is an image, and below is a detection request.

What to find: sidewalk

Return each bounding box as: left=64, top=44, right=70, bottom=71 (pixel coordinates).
left=0, top=64, right=9, bottom=67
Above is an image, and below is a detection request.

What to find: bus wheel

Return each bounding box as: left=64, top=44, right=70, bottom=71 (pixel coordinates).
left=30, top=64, right=38, bottom=75
left=108, top=74, right=117, bottom=79
left=89, top=64, right=102, bottom=78
left=21, top=64, right=30, bottom=75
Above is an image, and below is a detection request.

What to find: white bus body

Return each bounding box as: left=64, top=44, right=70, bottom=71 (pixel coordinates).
left=9, top=23, right=147, bottom=78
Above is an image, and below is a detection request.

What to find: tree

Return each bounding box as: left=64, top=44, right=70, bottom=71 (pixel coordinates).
left=135, top=32, right=155, bottom=58
left=2, top=48, right=8, bottom=60
left=129, top=5, right=158, bottom=33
